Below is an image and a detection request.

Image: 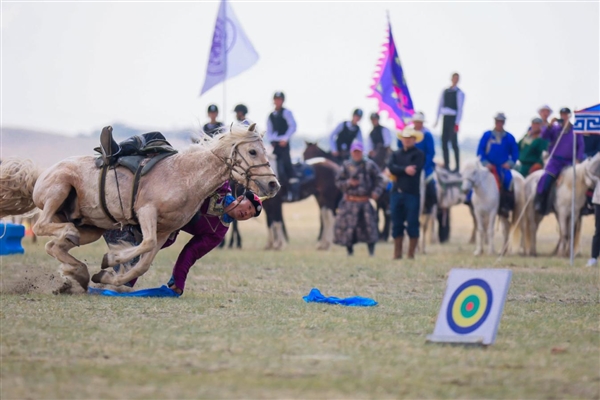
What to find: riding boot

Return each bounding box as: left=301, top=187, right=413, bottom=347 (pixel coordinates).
left=393, top=236, right=403, bottom=260
left=346, top=245, right=354, bottom=256
left=367, top=242, right=375, bottom=257
left=287, top=178, right=300, bottom=202
left=100, top=126, right=121, bottom=166
left=499, top=189, right=514, bottom=218
left=408, top=237, right=418, bottom=259
left=534, top=175, right=555, bottom=215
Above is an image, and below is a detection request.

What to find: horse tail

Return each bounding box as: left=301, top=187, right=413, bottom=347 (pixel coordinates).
left=0, top=158, right=41, bottom=218
left=510, top=177, right=526, bottom=253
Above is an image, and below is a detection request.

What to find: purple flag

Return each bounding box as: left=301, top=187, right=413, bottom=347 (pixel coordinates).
left=368, top=22, right=414, bottom=129
left=200, top=0, right=259, bottom=95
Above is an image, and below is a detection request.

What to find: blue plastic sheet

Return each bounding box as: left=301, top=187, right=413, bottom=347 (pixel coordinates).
left=88, top=285, right=180, bottom=298
left=303, top=288, right=377, bottom=307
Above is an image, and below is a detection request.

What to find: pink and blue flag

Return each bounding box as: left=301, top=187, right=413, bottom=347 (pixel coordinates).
left=200, top=0, right=259, bottom=95
left=368, top=21, right=414, bottom=129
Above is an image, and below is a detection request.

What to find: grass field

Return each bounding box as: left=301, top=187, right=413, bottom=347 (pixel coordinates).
left=1, top=201, right=599, bottom=399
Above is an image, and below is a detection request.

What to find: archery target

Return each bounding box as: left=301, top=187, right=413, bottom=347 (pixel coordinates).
left=429, top=269, right=512, bottom=345
left=446, top=279, right=493, bottom=334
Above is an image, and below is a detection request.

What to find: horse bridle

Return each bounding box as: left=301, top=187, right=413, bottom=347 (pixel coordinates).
left=211, top=137, right=276, bottom=198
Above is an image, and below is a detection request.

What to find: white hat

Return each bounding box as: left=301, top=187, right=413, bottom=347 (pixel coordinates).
left=397, top=126, right=424, bottom=143
left=411, top=112, right=425, bottom=122
left=538, top=105, right=553, bottom=113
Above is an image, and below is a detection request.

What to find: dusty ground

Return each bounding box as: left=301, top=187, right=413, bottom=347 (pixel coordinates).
left=1, top=201, right=598, bottom=399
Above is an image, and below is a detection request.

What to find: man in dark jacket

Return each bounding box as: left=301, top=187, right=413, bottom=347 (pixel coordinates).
left=388, top=126, right=425, bottom=260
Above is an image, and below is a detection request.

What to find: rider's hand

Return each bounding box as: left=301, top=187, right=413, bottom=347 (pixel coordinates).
left=279, top=140, right=288, bottom=147
left=501, top=162, right=511, bottom=169
left=405, top=165, right=416, bottom=176
left=454, top=124, right=459, bottom=133
left=371, top=193, right=379, bottom=201
left=486, top=164, right=495, bottom=171
left=332, top=151, right=339, bottom=157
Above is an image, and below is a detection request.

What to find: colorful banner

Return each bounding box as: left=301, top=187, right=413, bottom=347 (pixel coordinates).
left=368, top=21, right=415, bottom=129
left=574, top=104, right=600, bottom=135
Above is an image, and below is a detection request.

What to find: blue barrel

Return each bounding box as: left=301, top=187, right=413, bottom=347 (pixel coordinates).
left=0, top=223, right=26, bottom=255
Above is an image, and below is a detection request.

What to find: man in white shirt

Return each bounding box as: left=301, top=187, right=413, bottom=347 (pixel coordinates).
left=329, top=109, right=364, bottom=164
left=266, top=92, right=298, bottom=201
left=435, top=73, right=465, bottom=172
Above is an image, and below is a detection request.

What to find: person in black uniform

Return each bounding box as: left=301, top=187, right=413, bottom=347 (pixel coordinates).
left=329, top=109, right=364, bottom=164
left=434, top=73, right=465, bottom=172
left=203, top=104, right=224, bottom=137
left=266, top=92, right=299, bottom=201
left=234, top=104, right=252, bottom=125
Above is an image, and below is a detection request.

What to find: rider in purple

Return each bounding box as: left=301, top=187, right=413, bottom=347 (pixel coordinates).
left=104, top=181, right=263, bottom=294
left=162, top=182, right=262, bottom=294
left=534, top=108, right=586, bottom=215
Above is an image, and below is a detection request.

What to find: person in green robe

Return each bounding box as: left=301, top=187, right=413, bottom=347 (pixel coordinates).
left=518, top=117, right=548, bottom=177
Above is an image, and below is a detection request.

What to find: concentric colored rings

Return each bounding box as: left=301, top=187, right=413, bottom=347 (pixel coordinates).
left=446, top=279, right=493, bottom=334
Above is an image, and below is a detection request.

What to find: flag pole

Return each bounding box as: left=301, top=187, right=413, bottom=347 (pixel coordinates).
left=223, top=0, right=227, bottom=125
left=570, top=113, right=576, bottom=266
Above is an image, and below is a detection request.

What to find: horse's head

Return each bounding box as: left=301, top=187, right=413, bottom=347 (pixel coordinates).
left=303, top=142, right=328, bottom=161
left=460, top=160, right=484, bottom=193
left=212, top=123, right=280, bottom=198
left=585, top=153, right=600, bottom=187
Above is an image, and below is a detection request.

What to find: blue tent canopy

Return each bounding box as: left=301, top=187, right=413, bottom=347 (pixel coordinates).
left=574, top=103, right=600, bottom=135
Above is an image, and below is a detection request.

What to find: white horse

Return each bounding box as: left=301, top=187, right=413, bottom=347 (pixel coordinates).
left=461, top=160, right=525, bottom=256
left=421, top=166, right=467, bottom=250
left=0, top=124, right=280, bottom=292
left=523, top=157, right=593, bottom=257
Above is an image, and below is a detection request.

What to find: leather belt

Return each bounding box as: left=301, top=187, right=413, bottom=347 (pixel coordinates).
left=345, top=195, right=370, bottom=202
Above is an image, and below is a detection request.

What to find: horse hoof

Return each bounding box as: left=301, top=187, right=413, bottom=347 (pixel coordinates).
left=66, top=234, right=80, bottom=247
left=101, top=253, right=110, bottom=269
left=91, top=270, right=108, bottom=284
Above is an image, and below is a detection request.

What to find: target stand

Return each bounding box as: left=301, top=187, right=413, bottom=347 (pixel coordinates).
left=427, top=269, right=512, bottom=346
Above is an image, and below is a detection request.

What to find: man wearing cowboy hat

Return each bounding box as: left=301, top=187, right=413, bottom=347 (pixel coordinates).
left=103, top=182, right=263, bottom=295
left=398, top=112, right=437, bottom=215
left=333, top=141, right=385, bottom=256
left=388, top=126, right=425, bottom=260
left=476, top=112, right=520, bottom=218
left=534, top=107, right=586, bottom=215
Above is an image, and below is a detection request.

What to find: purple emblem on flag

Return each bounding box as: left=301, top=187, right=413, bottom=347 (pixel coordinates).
left=368, top=22, right=414, bottom=129
left=200, top=0, right=259, bottom=95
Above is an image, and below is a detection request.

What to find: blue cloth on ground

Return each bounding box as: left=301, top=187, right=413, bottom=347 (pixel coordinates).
left=88, top=285, right=181, bottom=298
left=303, top=288, right=377, bottom=307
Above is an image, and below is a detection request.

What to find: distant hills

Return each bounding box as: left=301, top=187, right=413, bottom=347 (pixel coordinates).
left=1, top=124, right=479, bottom=168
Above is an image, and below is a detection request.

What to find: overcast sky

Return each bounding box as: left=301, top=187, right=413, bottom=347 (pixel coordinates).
left=2, top=1, right=599, bottom=141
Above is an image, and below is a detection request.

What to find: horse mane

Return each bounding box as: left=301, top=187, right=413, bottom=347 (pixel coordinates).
left=184, top=123, right=265, bottom=158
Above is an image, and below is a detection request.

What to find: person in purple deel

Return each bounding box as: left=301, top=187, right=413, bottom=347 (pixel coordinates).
left=103, top=181, right=263, bottom=295
left=534, top=107, right=586, bottom=215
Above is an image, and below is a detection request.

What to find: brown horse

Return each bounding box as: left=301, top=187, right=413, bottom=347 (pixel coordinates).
left=0, top=124, right=279, bottom=292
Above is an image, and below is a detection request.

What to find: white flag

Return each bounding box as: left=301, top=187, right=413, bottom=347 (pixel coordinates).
left=200, top=0, right=259, bottom=95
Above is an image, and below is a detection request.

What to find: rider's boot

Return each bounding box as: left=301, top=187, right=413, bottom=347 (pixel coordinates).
left=499, top=189, right=514, bottom=218
left=100, top=126, right=121, bottom=166
left=534, top=175, right=555, bottom=215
